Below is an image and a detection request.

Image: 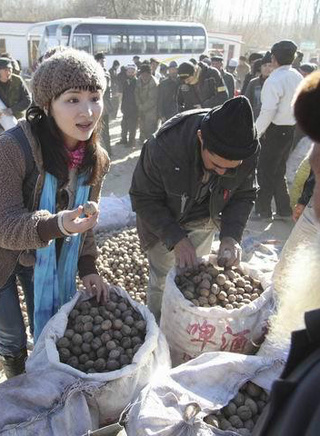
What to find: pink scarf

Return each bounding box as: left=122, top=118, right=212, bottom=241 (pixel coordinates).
left=66, top=142, right=86, bottom=169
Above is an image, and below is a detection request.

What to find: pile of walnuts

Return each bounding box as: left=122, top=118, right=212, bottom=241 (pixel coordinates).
left=204, top=381, right=268, bottom=435
left=56, top=291, right=146, bottom=373
left=175, top=261, right=264, bottom=309
left=95, top=228, right=148, bottom=304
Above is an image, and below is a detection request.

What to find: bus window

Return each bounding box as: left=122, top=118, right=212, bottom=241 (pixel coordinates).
left=73, top=35, right=91, bottom=53
left=61, top=26, right=71, bottom=46
left=110, top=35, right=128, bottom=54
left=157, top=28, right=181, bottom=54
left=182, top=33, right=206, bottom=53
left=43, top=24, right=59, bottom=49
left=93, top=35, right=109, bottom=54
left=193, top=35, right=206, bottom=53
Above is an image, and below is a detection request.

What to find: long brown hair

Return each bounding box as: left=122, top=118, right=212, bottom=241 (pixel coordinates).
left=26, top=105, right=109, bottom=187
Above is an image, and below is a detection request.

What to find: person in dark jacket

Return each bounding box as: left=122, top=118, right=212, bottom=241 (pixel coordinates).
left=95, top=52, right=112, bottom=156
left=245, top=52, right=272, bottom=120
left=130, top=96, right=259, bottom=322
left=0, top=57, right=31, bottom=121
left=120, top=64, right=138, bottom=147
left=211, top=55, right=236, bottom=99
left=109, top=59, right=120, bottom=120
left=158, top=60, right=179, bottom=122
left=177, top=61, right=228, bottom=112
left=241, top=52, right=264, bottom=94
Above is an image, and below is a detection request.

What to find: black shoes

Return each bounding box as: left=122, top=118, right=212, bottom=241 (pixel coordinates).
left=1, top=348, right=28, bottom=379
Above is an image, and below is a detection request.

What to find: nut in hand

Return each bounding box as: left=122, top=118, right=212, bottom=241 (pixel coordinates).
left=83, top=201, right=99, bottom=216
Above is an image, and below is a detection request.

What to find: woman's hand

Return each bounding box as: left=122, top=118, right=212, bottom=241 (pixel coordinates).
left=82, top=274, right=109, bottom=304
left=61, top=205, right=99, bottom=234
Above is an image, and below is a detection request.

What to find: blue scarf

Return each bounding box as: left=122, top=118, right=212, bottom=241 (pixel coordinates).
left=34, top=172, right=90, bottom=341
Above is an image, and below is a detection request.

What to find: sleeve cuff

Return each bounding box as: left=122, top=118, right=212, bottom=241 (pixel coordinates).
left=37, top=214, right=64, bottom=242
left=78, top=255, right=98, bottom=279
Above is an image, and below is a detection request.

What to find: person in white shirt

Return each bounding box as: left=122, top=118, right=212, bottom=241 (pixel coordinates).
left=254, top=40, right=303, bottom=220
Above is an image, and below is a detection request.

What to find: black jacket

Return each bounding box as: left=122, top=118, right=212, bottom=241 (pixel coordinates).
left=177, top=62, right=228, bottom=112
left=298, top=170, right=315, bottom=206
left=121, top=76, right=138, bottom=115
left=221, top=70, right=235, bottom=99
left=157, top=76, right=179, bottom=121
left=130, top=109, right=258, bottom=251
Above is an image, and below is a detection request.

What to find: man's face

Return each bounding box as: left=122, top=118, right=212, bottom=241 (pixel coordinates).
left=151, top=61, right=159, bottom=72
left=140, top=72, right=151, bottom=83
left=197, top=130, right=242, bottom=175
left=133, top=57, right=139, bottom=65
left=0, top=67, right=12, bottom=83
left=126, top=68, right=136, bottom=78
left=168, top=67, right=178, bottom=78
left=211, top=60, right=223, bottom=71
left=261, top=63, right=272, bottom=78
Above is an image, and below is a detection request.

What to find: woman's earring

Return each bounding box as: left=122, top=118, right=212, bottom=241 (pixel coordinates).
left=43, top=108, right=48, bottom=116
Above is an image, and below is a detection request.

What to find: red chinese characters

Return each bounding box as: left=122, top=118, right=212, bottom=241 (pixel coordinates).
left=221, top=326, right=251, bottom=353
left=187, top=320, right=217, bottom=351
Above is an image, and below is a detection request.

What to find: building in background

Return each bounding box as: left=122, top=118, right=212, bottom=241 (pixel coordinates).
left=0, top=21, right=45, bottom=74
left=207, top=31, right=243, bottom=64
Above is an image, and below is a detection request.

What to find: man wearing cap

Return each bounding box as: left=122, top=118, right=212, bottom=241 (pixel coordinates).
left=130, top=96, right=259, bottom=322
left=0, top=57, right=31, bottom=123
left=158, top=60, right=179, bottom=122
left=255, top=40, right=303, bottom=220
left=150, top=57, right=161, bottom=81
left=211, top=55, right=236, bottom=99
left=245, top=52, right=272, bottom=120
left=135, top=63, right=159, bottom=142
left=120, top=64, right=138, bottom=147
left=177, top=60, right=228, bottom=112
left=133, top=55, right=142, bottom=70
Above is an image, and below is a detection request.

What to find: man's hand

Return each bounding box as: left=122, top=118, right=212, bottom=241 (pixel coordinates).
left=82, top=274, right=109, bottom=304
left=61, top=206, right=99, bottom=234
left=174, top=237, right=198, bottom=269
left=292, top=203, right=305, bottom=222
left=217, top=236, right=242, bottom=268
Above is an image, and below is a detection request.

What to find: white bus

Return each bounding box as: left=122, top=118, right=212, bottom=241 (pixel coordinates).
left=37, top=18, right=208, bottom=65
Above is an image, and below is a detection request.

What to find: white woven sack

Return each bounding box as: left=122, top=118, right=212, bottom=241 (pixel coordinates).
left=26, top=286, right=171, bottom=425
left=125, top=351, right=279, bottom=436
left=160, top=255, right=274, bottom=366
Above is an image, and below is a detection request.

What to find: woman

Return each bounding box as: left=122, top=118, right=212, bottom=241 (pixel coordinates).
left=0, top=49, right=110, bottom=378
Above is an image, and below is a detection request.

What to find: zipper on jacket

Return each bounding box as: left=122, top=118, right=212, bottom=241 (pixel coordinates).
left=180, top=192, right=189, bottom=216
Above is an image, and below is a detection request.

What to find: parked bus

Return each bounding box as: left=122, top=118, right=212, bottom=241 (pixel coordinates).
left=36, top=18, right=208, bottom=65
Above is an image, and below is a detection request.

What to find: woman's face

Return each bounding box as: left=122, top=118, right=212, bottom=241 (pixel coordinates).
left=50, top=88, right=104, bottom=149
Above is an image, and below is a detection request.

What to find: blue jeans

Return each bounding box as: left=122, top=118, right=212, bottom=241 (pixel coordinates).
left=0, top=265, right=34, bottom=356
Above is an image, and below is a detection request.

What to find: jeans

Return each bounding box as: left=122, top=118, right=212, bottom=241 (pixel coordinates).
left=0, top=265, right=34, bottom=356
left=147, top=220, right=217, bottom=323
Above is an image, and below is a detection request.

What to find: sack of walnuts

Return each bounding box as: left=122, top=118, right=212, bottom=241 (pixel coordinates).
left=26, top=286, right=171, bottom=425
left=160, top=255, right=274, bottom=366
left=125, top=351, right=276, bottom=436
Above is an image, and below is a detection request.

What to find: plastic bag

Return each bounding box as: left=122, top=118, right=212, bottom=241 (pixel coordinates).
left=96, top=195, right=136, bottom=231
left=160, top=255, right=274, bottom=366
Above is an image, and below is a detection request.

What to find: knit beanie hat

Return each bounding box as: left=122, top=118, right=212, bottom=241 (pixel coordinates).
left=200, top=96, right=259, bottom=160
left=139, top=63, right=151, bottom=74
left=178, top=62, right=195, bottom=78
left=32, top=48, right=107, bottom=109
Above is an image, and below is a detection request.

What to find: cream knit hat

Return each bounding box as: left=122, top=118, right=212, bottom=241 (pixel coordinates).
left=32, top=48, right=107, bottom=109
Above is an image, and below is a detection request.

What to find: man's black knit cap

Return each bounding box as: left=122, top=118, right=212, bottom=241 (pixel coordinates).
left=200, top=96, right=259, bottom=160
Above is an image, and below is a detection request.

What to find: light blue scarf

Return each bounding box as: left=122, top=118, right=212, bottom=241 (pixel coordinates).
left=34, top=172, right=90, bottom=341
